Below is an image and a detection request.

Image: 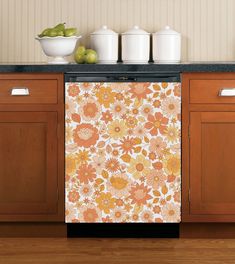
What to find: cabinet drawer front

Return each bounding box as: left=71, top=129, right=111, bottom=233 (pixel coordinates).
left=190, top=79, right=235, bottom=104
left=0, top=79, right=58, bottom=104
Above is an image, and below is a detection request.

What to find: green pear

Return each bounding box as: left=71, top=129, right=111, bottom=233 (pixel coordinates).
left=54, top=23, right=66, bottom=31
left=74, top=53, right=85, bottom=64
left=56, top=30, right=64, bottom=36
left=64, top=28, right=77, bottom=37
left=47, top=28, right=59, bottom=37
left=74, top=46, right=86, bottom=63
left=38, top=28, right=51, bottom=37
left=76, top=46, right=86, bottom=55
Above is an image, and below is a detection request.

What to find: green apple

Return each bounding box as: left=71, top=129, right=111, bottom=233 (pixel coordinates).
left=84, top=49, right=98, bottom=64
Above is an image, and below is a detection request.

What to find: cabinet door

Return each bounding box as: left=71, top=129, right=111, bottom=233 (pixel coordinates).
left=190, top=112, right=235, bottom=218
left=65, top=82, right=181, bottom=223
left=0, top=111, right=58, bottom=221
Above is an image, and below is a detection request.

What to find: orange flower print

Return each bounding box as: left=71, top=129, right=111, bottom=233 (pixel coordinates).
left=149, top=137, right=167, bottom=156
left=127, top=155, right=151, bottom=179
left=141, top=104, right=153, bottom=117
left=79, top=184, right=94, bottom=198
left=68, top=190, right=80, bottom=203
left=66, top=81, right=181, bottom=223
left=112, top=102, right=126, bottom=117
left=174, top=84, right=181, bottom=97
left=77, top=164, right=96, bottom=184
left=96, top=86, right=116, bottom=108
left=125, top=116, right=138, bottom=128
left=107, top=173, right=131, bottom=198
left=111, top=207, right=126, bottom=222
left=164, top=125, right=179, bottom=143
left=163, top=154, right=180, bottom=176
left=109, top=82, right=130, bottom=92
left=173, top=191, right=181, bottom=203
left=105, top=158, right=120, bottom=173
left=134, top=125, right=147, bottom=138
left=108, top=120, right=127, bottom=139
left=161, top=97, right=180, bottom=118
left=68, top=84, right=80, bottom=97
left=146, top=170, right=166, bottom=190
left=66, top=97, right=76, bottom=118
left=101, top=110, right=113, bottom=124
left=79, top=99, right=101, bottom=121
left=161, top=203, right=180, bottom=222
left=79, top=205, right=101, bottom=222
left=66, top=154, right=78, bottom=175
left=80, top=82, right=93, bottom=91
left=91, top=156, right=106, bottom=174
left=73, top=124, right=99, bottom=148
left=145, top=112, right=168, bottom=136
left=129, top=183, right=152, bottom=206
left=76, top=150, right=90, bottom=165
left=115, top=92, right=124, bottom=101
left=129, top=83, right=152, bottom=100
left=96, top=192, right=116, bottom=214
left=119, top=136, right=136, bottom=154
left=66, top=204, right=77, bottom=222
left=141, top=210, right=154, bottom=222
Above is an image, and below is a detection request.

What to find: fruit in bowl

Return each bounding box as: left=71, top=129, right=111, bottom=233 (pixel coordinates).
left=36, top=23, right=81, bottom=64
left=74, top=46, right=98, bottom=64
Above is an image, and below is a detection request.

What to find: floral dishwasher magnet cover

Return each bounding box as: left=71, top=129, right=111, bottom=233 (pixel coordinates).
left=65, top=82, right=181, bottom=223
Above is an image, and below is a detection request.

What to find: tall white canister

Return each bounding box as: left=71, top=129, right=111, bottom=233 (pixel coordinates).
left=90, top=25, right=118, bottom=64
left=121, top=26, right=150, bottom=64
left=153, top=26, right=181, bottom=63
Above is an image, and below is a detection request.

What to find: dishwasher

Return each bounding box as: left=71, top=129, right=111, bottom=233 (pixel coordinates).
left=65, top=72, right=181, bottom=229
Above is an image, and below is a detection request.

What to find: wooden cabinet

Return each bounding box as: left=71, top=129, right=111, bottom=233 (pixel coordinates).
left=182, top=73, right=235, bottom=222
left=0, top=73, right=64, bottom=222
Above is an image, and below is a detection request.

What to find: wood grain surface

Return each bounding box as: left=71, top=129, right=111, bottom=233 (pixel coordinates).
left=0, top=238, right=235, bottom=264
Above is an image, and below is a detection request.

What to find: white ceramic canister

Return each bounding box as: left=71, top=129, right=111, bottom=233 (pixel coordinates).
left=121, top=26, right=150, bottom=64
left=153, top=26, right=181, bottom=63
left=90, top=25, right=118, bottom=64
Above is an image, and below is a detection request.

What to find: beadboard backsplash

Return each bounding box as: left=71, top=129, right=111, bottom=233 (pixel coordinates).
left=0, top=0, right=235, bottom=63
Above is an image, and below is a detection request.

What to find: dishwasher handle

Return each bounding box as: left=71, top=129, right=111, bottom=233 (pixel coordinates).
left=65, top=73, right=180, bottom=83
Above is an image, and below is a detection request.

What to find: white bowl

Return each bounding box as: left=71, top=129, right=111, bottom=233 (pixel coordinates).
left=36, top=36, right=81, bottom=64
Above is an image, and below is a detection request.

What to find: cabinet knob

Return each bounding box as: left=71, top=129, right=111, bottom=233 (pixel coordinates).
left=11, top=87, right=29, bottom=96
left=219, top=88, right=235, bottom=97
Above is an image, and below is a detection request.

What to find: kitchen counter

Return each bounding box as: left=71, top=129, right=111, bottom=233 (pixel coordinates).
left=2, top=62, right=235, bottom=73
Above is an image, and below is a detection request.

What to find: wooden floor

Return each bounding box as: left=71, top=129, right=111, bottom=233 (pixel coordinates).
left=0, top=238, right=235, bottom=264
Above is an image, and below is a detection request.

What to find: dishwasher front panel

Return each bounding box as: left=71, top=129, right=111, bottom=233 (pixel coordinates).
left=65, top=81, right=181, bottom=223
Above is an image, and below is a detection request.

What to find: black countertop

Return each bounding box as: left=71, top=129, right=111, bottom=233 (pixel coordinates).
left=2, top=62, right=235, bottom=73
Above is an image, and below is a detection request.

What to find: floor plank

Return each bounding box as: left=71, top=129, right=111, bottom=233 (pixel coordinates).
left=0, top=238, right=235, bottom=264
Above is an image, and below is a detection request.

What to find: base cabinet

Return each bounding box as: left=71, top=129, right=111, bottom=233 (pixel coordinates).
left=182, top=73, right=235, bottom=222
left=0, top=73, right=64, bottom=222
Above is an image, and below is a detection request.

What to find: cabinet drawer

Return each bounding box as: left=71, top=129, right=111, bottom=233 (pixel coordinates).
left=190, top=79, right=235, bottom=104
left=0, top=79, right=58, bottom=104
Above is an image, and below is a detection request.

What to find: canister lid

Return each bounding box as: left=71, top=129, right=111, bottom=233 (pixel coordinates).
left=91, top=25, right=118, bottom=35
left=154, top=26, right=181, bottom=36
left=122, top=25, right=150, bottom=35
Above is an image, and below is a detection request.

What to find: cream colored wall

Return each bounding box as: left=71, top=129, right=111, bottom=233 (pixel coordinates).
left=0, top=0, right=234, bottom=63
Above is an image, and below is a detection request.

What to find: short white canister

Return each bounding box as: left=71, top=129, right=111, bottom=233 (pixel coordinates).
left=153, top=26, right=181, bottom=63
left=121, top=26, right=150, bottom=64
left=90, top=25, right=118, bottom=64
